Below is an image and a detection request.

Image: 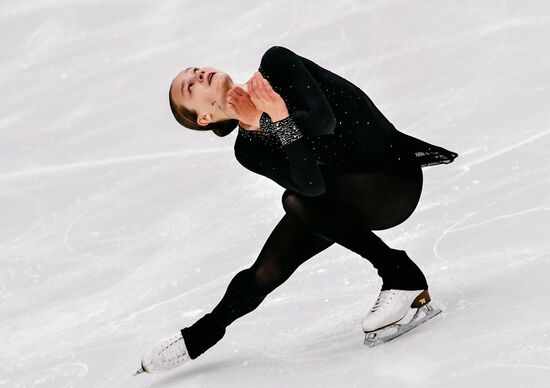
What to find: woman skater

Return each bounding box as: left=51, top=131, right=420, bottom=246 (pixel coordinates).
left=136, top=46, right=457, bottom=374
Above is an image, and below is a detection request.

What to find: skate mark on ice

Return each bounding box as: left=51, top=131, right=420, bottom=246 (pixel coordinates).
left=107, top=271, right=236, bottom=331
left=228, top=339, right=299, bottom=380
left=492, top=362, right=550, bottom=371
left=421, top=127, right=550, bottom=198
left=450, top=206, right=544, bottom=233
left=432, top=211, right=475, bottom=266
left=63, top=199, right=172, bottom=258
left=0, top=190, right=48, bottom=245
left=432, top=180, right=543, bottom=268
left=460, top=128, right=550, bottom=172
left=49, top=362, right=89, bottom=388
left=423, top=339, right=550, bottom=385
left=0, top=147, right=232, bottom=180
left=362, top=5, right=387, bottom=89
left=408, top=1, right=510, bottom=132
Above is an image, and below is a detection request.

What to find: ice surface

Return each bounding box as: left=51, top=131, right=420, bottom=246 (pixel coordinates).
left=1, top=0, right=549, bottom=387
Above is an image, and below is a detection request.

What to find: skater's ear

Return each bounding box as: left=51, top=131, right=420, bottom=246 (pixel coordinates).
left=168, top=84, right=238, bottom=137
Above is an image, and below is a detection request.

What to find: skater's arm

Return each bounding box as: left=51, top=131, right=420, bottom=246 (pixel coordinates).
left=256, top=112, right=326, bottom=197
left=258, top=45, right=336, bottom=137
left=232, top=56, right=329, bottom=197
left=252, top=45, right=338, bottom=196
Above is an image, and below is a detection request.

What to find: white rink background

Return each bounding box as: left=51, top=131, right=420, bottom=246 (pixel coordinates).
left=1, top=1, right=549, bottom=387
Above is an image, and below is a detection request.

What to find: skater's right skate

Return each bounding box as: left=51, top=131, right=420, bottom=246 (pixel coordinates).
left=134, top=333, right=191, bottom=375
left=362, top=289, right=442, bottom=347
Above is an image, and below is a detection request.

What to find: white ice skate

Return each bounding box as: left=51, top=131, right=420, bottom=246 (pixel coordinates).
left=362, top=289, right=441, bottom=347
left=133, top=333, right=191, bottom=375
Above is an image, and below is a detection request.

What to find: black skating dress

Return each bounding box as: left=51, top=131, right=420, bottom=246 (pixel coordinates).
left=234, top=46, right=458, bottom=197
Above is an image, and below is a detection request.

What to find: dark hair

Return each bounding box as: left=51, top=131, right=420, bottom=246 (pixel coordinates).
left=168, top=83, right=238, bottom=137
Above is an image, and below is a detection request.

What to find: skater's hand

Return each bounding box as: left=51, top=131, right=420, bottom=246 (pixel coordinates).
left=247, top=72, right=289, bottom=122
left=226, top=86, right=262, bottom=131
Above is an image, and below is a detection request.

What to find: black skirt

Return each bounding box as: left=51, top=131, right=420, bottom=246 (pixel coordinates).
left=318, top=130, right=458, bottom=174
left=393, top=131, right=458, bottom=168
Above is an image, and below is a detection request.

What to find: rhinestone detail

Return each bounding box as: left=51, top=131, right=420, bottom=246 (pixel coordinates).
left=238, top=112, right=303, bottom=146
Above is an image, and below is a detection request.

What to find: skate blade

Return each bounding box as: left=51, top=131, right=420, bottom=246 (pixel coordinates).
left=363, top=303, right=442, bottom=348
left=133, top=367, right=145, bottom=376
left=133, top=361, right=149, bottom=376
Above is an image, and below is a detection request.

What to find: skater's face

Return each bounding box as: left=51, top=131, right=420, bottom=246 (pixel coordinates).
left=170, top=66, right=234, bottom=126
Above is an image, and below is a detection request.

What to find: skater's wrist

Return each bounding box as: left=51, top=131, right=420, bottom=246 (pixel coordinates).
left=259, top=112, right=303, bottom=146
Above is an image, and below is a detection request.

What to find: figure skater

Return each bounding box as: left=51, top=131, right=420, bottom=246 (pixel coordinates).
left=135, top=45, right=457, bottom=374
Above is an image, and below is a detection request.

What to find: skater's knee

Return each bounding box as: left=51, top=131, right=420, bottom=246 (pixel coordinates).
left=282, top=190, right=307, bottom=222
left=230, top=266, right=278, bottom=295
left=251, top=261, right=286, bottom=294
left=231, top=267, right=255, bottom=287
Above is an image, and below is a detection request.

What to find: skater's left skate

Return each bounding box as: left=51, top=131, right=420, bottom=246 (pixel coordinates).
left=134, top=332, right=191, bottom=375
left=362, top=289, right=442, bottom=347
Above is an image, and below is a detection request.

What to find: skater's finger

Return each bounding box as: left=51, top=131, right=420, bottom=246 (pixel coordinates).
left=247, top=76, right=259, bottom=100
left=227, top=100, right=239, bottom=114
left=230, top=87, right=245, bottom=97
left=250, top=72, right=259, bottom=96
left=263, top=79, right=278, bottom=100
left=255, top=72, right=269, bottom=100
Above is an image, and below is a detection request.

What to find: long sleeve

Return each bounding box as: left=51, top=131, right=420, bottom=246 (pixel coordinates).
left=235, top=45, right=458, bottom=194
left=259, top=46, right=337, bottom=137
left=257, top=112, right=326, bottom=197
left=250, top=46, right=338, bottom=197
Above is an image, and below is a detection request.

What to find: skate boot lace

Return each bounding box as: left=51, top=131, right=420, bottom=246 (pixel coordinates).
left=157, top=334, right=189, bottom=369
left=369, top=290, right=395, bottom=313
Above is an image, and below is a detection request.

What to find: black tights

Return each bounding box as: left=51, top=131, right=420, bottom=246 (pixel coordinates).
left=181, top=163, right=428, bottom=359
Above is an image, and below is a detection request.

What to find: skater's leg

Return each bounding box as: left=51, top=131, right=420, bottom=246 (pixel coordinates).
left=181, top=213, right=334, bottom=359
left=282, top=163, right=428, bottom=291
